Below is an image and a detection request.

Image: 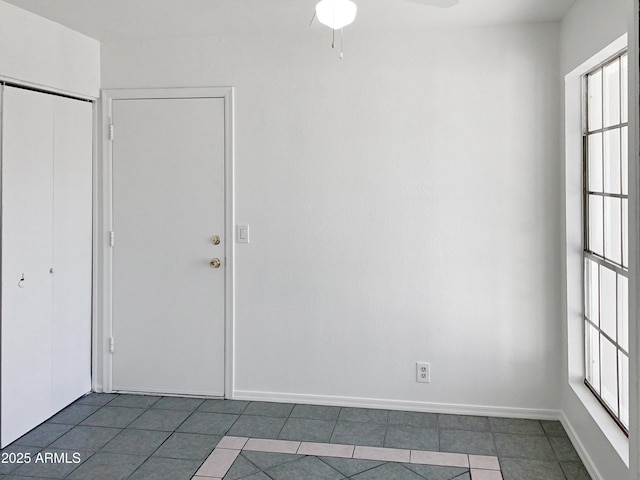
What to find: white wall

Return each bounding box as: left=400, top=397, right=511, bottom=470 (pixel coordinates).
left=560, top=1, right=631, bottom=479
left=0, top=0, right=99, bottom=98
left=561, top=0, right=630, bottom=75
left=102, top=23, right=563, bottom=415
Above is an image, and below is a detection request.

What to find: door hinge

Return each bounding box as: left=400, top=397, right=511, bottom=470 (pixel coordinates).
left=109, top=337, right=115, bottom=353
left=109, top=231, right=115, bottom=247
left=108, top=123, right=114, bottom=141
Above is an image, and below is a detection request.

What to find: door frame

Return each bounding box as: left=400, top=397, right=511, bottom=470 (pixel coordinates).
left=97, top=87, right=235, bottom=398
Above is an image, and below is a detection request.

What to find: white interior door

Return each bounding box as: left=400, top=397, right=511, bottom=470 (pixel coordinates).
left=111, top=96, right=226, bottom=396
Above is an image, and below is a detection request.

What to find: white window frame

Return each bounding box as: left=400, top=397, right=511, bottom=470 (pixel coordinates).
left=564, top=34, right=629, bottom=467
left=582, top=51, right=629, bottom=434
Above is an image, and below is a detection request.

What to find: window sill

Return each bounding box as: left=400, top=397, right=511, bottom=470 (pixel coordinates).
left=569, top=379, right=629, bottom=467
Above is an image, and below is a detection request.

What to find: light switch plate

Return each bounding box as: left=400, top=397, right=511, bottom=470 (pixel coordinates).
left=236, top=224, right=250, bottom=244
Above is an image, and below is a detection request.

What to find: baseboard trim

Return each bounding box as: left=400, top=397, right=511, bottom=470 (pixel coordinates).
left=560, top=410, right=605, bottom=480
left=111, top=387, right=224, bottom=398
left=233, top=389, right=560, bottom=420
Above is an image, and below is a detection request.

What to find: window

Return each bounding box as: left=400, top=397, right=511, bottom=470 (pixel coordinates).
left=583, top=51, right=629, bottom=433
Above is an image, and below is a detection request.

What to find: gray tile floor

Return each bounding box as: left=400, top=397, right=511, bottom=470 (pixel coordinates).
left=0, top=393, right=591, bottom=480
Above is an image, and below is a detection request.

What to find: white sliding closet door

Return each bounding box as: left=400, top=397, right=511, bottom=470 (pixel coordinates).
left=1, top=87, right=55, bottom=447
left=0, top=86, right=92, bottom=448
left=51, top=96, right=93, bottom=412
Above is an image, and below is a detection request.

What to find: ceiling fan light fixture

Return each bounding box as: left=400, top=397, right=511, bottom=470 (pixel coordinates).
left=315, top=0, right=357, bottom=30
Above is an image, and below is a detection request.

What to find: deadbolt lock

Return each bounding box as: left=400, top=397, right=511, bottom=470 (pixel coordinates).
left=211, top=235, right=221, bottom=245
left=210, top=258, right=221, bottom=269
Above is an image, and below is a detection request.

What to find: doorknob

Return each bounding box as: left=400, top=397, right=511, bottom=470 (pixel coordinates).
left=211, top=235, right=221, bottom=245
left=210, top=258, right=221, bottom=269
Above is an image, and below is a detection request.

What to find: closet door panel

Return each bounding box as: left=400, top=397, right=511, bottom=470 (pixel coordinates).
left=1, top=86, right=55, bottom=447
left=51, top=97, right=92, bottom=411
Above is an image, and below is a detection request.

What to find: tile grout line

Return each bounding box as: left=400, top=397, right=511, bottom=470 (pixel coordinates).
left=51, top=394, right=126, bottom=480
left=112, top=395, right=169, bottom=480
left=117, top=396, right=209, bottom=480
left=49, top=393, right=122, bottom=480
left=325, top=406, right=342, bottom=445
left=193, top=436, right=504, bottom=480
left=75, top=395, right=228, bottom=480
left=382, top=407, right=390, bottom=450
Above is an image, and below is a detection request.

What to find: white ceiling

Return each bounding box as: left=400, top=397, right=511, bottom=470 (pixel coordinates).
left=3, top=0, right=577, bottom=41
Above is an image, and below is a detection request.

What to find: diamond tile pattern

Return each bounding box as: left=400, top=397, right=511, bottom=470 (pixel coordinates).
left=1, top=393, right=591, bottom=479
left=265, top=455, right=344, bottom=480
left=350, top=462, right=423, bottom=479
left=223, top=454, right=261, bottom=479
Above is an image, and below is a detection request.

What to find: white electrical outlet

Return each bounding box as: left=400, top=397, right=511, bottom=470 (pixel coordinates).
left=416, top=362, right=430, bottom=383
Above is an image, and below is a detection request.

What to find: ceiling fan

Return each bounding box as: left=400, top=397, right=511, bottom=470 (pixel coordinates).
left=314, top=0, right=459, bottom=30
left=313, top=0, right=459, bottom=57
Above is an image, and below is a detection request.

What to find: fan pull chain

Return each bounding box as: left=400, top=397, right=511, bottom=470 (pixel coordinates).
left=340, top=28, right=344, bottom=59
